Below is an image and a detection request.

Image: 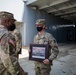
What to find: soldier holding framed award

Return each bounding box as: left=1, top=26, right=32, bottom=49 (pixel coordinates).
left=29, top=19, right=59, bottom=75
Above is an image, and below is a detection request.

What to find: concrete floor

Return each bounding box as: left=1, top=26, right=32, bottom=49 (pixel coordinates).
left=19, top=43, right=76, bottom=75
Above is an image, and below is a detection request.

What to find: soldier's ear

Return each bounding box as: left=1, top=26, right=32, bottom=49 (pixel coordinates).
left=4, top=19, right=9, bottom=23
left=4, top=19, right=11, bottom=26
left=43, top=25, right=45, bottom=28
left=7, top=19, right=12, bottom=25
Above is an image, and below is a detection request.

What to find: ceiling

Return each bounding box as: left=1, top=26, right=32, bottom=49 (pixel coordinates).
left=27, top=0, right=76, bottom=22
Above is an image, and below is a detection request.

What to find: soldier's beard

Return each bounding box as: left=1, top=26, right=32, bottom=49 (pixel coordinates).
left=8, top=24, right=16, bottom=31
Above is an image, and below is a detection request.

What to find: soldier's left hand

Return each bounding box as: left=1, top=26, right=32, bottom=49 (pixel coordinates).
left=43, top=59, right=50, bottom=65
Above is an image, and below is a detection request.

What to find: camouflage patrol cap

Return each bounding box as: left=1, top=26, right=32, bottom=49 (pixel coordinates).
left=0, top=11, right=16, bottom=20
left=35, top=19, right=46, bottom=25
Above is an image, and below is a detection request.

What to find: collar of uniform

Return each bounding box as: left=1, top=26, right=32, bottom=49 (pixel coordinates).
left=38, top=31, right=46, bottom=38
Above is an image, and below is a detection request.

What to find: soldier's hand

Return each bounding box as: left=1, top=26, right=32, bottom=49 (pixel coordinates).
left=43, top=59, right=50, bottom=65
left=28, top=48, right=31, bottom=53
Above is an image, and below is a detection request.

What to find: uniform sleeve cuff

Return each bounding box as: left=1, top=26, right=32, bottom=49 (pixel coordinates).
left=48, top=59, right=52, bottom=63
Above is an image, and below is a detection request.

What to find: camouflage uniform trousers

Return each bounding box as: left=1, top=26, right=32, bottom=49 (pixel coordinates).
left=34, top=62, right=51, bottom=75
left=0, top=70, right=11, bottom=75
left=0, top=63, right=28, bottom=75
left=0, top=71, right=28, bottom=75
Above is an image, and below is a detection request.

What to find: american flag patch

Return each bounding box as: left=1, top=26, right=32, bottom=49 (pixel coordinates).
left=9, top=39, right=15, bottom=46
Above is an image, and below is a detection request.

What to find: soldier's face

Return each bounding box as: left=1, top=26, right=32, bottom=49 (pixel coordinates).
left=36, top=24, right=45, bottom=29
left=36, top=24, right=43, bottom=27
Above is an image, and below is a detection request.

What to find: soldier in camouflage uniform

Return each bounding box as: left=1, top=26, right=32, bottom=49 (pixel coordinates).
left=0, top=11, right=27, bottom=75
left=11, top=27, right=22, bottom=59
left=33, top=19, right=59, bottom=75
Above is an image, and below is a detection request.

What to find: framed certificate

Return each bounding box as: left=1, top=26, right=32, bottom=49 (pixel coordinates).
left=29, top=44, right=49, bottom=62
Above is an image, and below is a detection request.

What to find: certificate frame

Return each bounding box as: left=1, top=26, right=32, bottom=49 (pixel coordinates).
left=29, top=44, right=49, bottom=62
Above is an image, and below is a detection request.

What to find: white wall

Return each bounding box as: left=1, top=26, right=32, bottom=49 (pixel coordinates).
left=0, top=0, right=26, bottom=46
left=0, top=0, right=24, bottom=21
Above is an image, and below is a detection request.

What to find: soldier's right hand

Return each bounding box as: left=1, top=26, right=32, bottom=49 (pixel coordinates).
left=43, top=59, right=50, bottom=65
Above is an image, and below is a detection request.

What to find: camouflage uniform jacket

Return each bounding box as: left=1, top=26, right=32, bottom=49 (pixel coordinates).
left=0, top=25, right=20, bottom=75
left=12, top=29, right=22, bottom=54
left=34, top=31, right=59, bottom=66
